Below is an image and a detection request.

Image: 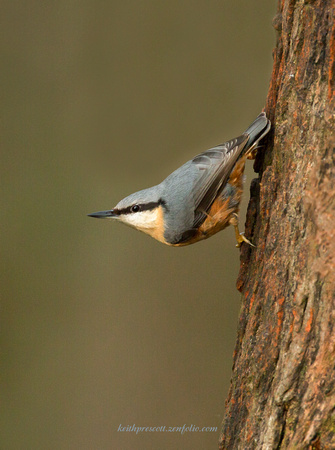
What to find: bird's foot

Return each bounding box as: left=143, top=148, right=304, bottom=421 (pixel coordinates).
left=229, top=213, right=255, bottom=248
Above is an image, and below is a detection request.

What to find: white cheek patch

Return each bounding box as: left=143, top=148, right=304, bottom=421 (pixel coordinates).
left=119, top=209, right=159, bottom=231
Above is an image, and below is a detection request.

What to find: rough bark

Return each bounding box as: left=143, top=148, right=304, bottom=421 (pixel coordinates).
left=220, top=1, right=335, bottom=449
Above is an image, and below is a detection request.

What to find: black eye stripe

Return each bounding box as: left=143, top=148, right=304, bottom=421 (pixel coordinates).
left=114, top=199, right=166, bottom=215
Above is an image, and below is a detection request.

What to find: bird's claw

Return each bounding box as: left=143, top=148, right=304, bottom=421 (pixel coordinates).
left=235, top=231, right=255, bottom=248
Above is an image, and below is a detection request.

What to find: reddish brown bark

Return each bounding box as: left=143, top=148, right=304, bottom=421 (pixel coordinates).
left=220, top=1, right=335, bottom=448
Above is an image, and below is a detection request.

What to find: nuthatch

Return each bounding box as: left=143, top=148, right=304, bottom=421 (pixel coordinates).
left=88, top=113, right=270, bottom=247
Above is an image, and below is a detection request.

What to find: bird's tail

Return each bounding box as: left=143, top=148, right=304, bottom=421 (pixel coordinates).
left=244, top=112, right=271, bottom=151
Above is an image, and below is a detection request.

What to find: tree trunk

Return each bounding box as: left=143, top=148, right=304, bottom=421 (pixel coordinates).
left=219, top=1, right=335, bottom=449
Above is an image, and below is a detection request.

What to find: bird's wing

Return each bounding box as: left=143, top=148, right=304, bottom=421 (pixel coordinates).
left=191, top=134, right=249, bottom=228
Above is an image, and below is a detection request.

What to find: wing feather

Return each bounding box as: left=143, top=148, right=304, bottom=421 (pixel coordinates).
left=191, top=134, right=249, bottom=228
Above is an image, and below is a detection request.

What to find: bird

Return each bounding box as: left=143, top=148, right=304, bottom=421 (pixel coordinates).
left=88, top=112, right=270, bottom=247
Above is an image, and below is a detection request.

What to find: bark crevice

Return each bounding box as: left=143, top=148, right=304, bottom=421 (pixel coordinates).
left=219, top=1, right=335, bottom=448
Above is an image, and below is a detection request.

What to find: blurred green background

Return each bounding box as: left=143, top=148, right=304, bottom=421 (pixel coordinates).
left=1, top=2, right=275, bottom=449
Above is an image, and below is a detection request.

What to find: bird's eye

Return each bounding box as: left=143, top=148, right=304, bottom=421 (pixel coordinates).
left=131, top=204, right=140, bottom=213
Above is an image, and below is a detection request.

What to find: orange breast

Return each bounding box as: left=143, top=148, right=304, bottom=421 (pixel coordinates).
left=173, top=154, right=247, bottom=246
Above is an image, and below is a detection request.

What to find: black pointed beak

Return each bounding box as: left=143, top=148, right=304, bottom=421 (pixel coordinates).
left=87, top=210, right=117, bottom=219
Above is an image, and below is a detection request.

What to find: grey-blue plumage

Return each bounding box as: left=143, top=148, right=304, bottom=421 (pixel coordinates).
left=89, top=113, right=270, bottom=246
